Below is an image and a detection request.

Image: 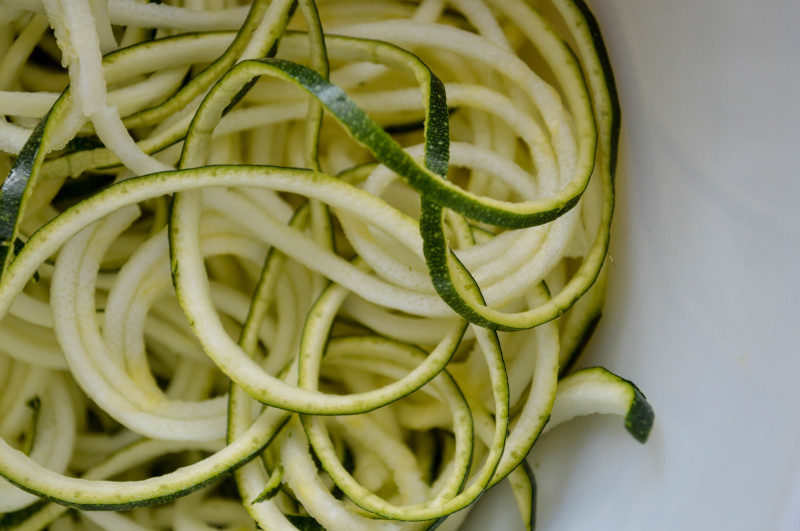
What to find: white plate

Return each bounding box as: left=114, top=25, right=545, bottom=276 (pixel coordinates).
left=465, top=0, right=800, bottom=529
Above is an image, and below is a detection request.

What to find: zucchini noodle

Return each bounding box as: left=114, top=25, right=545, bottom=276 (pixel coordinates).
left=0, top=0, right=653, bottom=529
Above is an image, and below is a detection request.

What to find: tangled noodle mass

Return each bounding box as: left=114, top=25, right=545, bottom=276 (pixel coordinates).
left=0, top=0, right=652, bottom=529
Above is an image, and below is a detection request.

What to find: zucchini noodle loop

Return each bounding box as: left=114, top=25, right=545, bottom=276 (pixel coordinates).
left=0, top=0, right=653, bottom=529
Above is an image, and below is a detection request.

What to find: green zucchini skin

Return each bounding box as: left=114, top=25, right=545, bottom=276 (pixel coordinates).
left=626, top=383, right=655, bottom=444
left=0, top=114, right=49, bottom=278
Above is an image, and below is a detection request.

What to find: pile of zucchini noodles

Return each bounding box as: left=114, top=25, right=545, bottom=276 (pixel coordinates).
left=0, top=0, right=653, bottom=529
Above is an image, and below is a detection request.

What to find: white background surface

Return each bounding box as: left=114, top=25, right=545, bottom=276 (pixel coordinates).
left=464, top=0, right=800, bottom=529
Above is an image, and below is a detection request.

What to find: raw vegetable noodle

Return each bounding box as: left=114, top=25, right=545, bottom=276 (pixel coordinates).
left=0, top=0, right=653, bottom=529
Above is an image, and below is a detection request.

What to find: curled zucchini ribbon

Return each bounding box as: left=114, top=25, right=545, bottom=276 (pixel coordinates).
left=0, top=0, right=652, bottom=529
